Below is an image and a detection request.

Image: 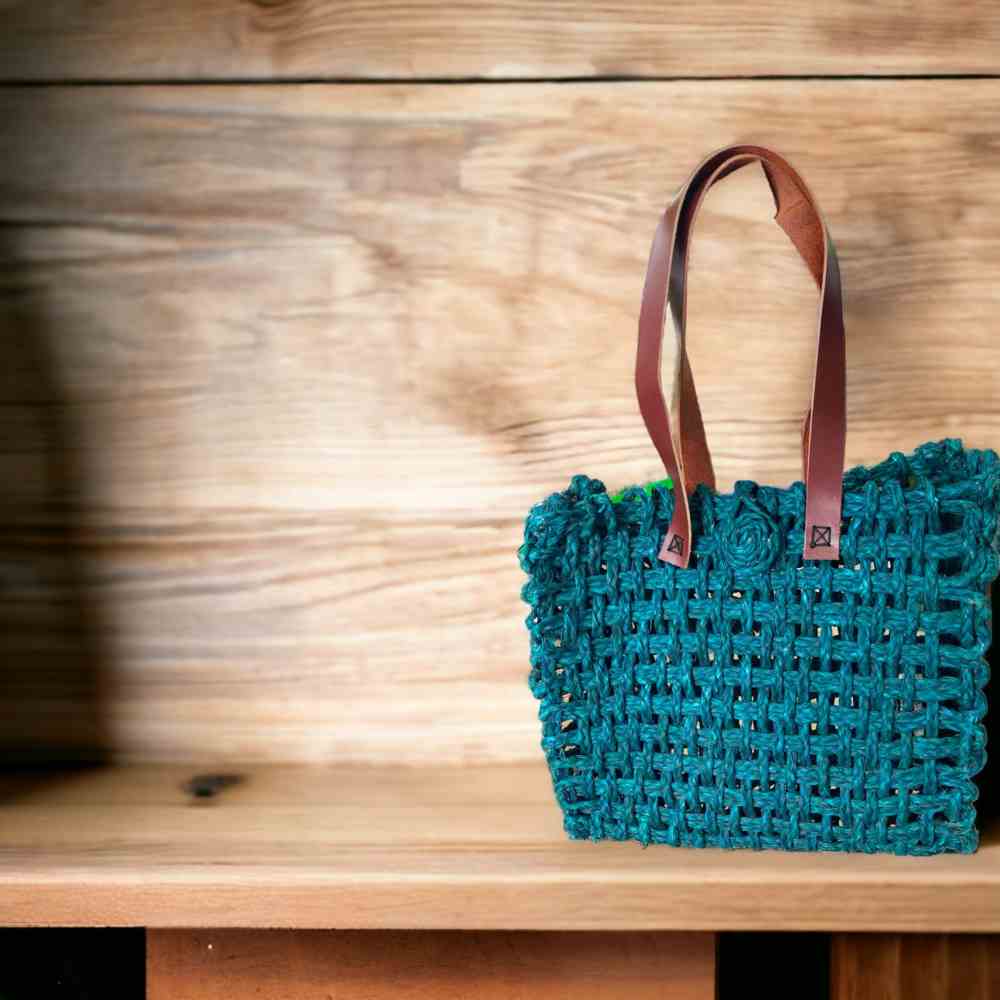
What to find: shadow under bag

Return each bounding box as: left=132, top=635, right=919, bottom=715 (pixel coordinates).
left=519, top=144, right=1000, bottom=855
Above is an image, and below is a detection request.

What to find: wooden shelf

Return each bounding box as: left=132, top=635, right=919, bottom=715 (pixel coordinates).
left=2, top=762, right=999, bottom=931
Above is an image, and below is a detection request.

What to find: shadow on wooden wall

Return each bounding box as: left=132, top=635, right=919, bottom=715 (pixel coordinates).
left=0, top=175, right=113, bottom=783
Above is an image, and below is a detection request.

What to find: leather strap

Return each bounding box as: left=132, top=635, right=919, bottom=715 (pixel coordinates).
left=636, top=145, right=846, bottom=568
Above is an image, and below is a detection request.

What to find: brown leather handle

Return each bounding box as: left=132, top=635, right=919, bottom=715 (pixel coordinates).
left=636, top=144, right=846, bottom=568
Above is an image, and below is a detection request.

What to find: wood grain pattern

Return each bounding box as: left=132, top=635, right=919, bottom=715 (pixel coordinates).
left=831, top=935, right=1000, bottom=999
left=2, top=1, right=1000, bottom=81
left=3, top=763, right=1000, bottom=930
left=146, top=928, right=716, bottom=999
left=2, top=81, right=1000, bottom=765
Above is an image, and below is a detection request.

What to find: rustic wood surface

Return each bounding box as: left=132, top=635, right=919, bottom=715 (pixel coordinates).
left=2, top=763, right=1000, bottom=930
left=147, top=928, right=716, bottom=999
left=3, top=1, right=1000, bottom=81
left=2, top=80, right=1000, bottom=765
left=831, top=934, right=1000, bottom=999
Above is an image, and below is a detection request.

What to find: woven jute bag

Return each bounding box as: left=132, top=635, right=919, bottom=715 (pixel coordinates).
left=519, top=144, right=1000, bottom=855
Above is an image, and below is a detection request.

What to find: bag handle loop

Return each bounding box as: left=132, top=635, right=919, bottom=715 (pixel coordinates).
left=635, top=144, right=846, bottom=568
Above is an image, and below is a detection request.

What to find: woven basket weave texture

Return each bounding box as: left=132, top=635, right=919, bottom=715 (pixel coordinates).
left=520, top=440, right=1000, bottom=855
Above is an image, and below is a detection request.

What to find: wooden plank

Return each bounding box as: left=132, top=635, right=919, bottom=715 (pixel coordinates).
left=3, top=763, right=1000, bottom=930
left=2, top=2, right=1000, bottom=81
left=831, top=935, right=1000, bottom=999
left=146, top=929, right=716, bottom=999
left=2, top=81, right=1000, bottom=765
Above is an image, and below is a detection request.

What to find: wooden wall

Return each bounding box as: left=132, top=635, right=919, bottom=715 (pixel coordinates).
left=2, top=3, right=999, bottom=765
left=3, top=2, right=1000, bottom=80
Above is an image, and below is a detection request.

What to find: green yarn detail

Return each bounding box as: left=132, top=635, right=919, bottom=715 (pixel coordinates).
left=610, top=476, right=673, bottom=503
left=518, top=439, right=1000, bottom=855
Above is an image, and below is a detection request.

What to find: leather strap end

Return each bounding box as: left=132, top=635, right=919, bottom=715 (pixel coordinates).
left=659, top=502, right=692, bottom=568
left=802, top=518, right=841, bottom=562
left=801, top=423, right=845, bottom=562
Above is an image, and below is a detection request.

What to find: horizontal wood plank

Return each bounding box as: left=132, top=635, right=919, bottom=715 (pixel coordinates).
left=831, top=934, right=1000, bottom=999
left=3, top=763, right=1000, bottom=930
left=147, top=929, right=716, bottom=999
left=2, top=2, right=1000, bottom=81
left=2, top=81, right=1000, bottom=764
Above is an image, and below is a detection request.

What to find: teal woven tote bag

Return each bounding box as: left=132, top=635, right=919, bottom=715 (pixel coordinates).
left=520, top=144, right=1000, bottom=855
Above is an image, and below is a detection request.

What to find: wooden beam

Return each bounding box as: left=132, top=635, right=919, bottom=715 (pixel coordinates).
left=2, top=2, right=999, bottom=81
left=3, top=764, right=1000, bottom=930
left=146, top=929, right=717, bottom=999
left=831, top=935, right=1000, bottom=999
